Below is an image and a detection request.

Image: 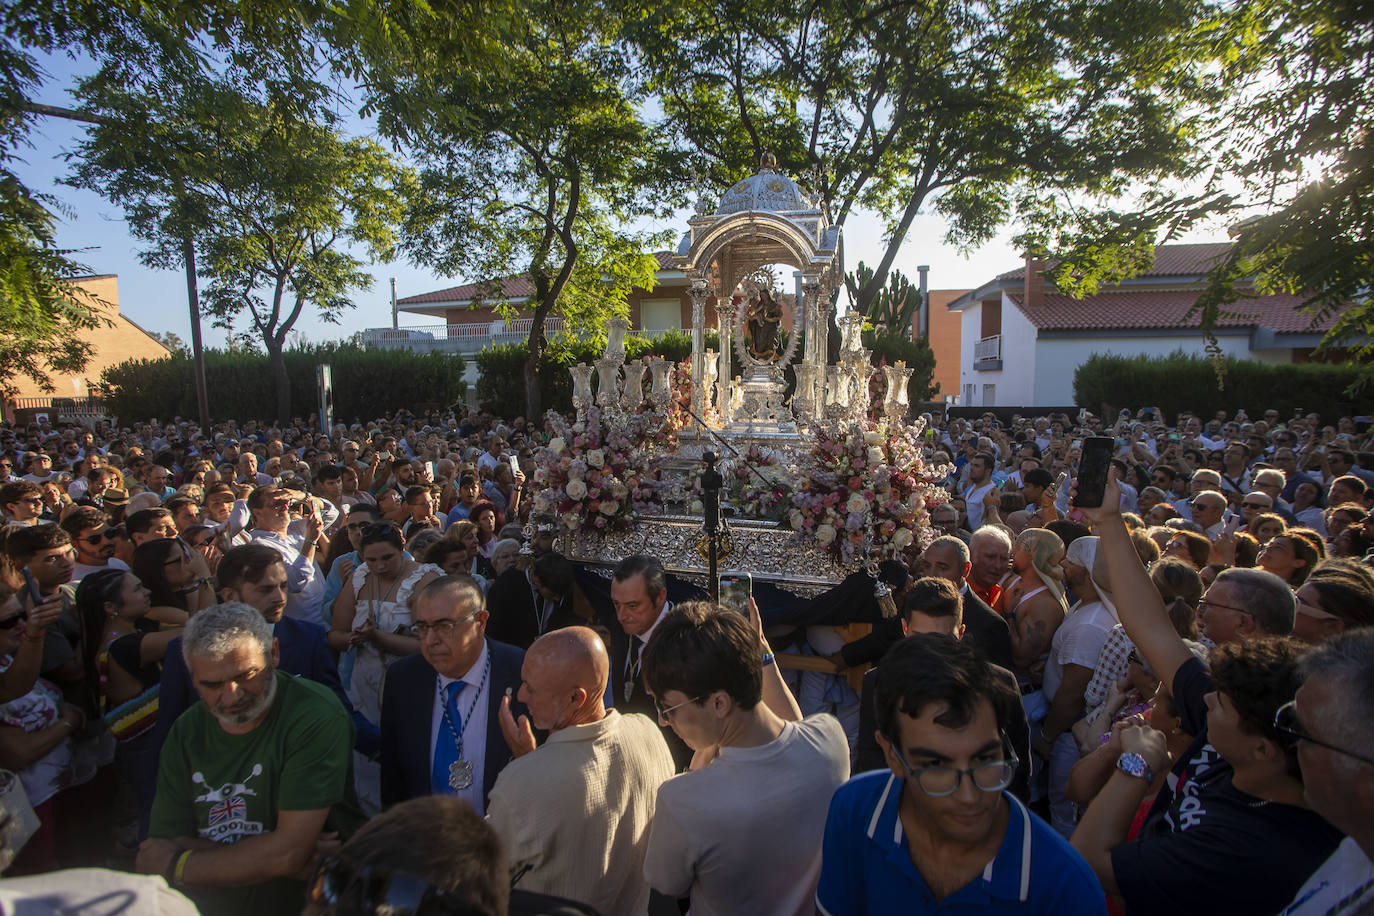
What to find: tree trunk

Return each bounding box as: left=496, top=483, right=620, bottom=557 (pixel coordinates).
left=267, top=342, right=291, bottom=423
left=182, top=237, right=211, bottom=429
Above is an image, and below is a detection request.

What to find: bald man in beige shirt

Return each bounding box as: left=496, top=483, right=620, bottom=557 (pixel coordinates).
left=489, top=627, right=675, bottom=916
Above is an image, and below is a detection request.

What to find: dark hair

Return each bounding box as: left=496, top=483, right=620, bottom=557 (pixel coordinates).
left=315, top=464, right=343, bottom=483
left=422, top=538, right=467, bottom=568
left=1331, top=473, right=1367, bottom=496
left=1168, top=529, right=1212, bottom=569
left=404, top=485, right=431, bottom=505
left=874, top=633, right=1017, bottom=741
left=345, top=502, right=381, bottom=521
left=359, top=522, right=405, bottom=552
left=531, top=552, right=574, bottom=599
left=1304, top=560, right=1374, bottom=629
left=304, top=797, right=508, bottom=916
left=458, top=472, right=479, bottom=489
left=217, top=544, right=287, bottom=592
left=4, top=523, right=71, bottom=564
left=1270, top=532, right=1321, bottom=586
left=76, top=568, right=133, bottom=695
left=164, top=494, right=201, bottom=516
left=1209, top=636, right=1308, bottom=781
left=0, top=480, right=42, bottom=508
left=642, top=601, right=762, bottom=711
left=972, top=451, right=995, bottom=469
left=611, top=554, right=666, bottom=601
left=1023, top=468, right=1054, bottom=489
left=59, top=505, right=109, bottom=539
left=125, top=507, right=174, bottom=536
left=903, top=577, right=962, bottom=628
left=131, top=538, right=190, bottom=611
left=1045, top=519, right=1090, bottom=550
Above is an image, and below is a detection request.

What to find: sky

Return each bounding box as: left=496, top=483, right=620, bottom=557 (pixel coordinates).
left=15, top=48, right=1233, bottom=349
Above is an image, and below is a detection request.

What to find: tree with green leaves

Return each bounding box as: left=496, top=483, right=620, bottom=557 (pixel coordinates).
left=69, top=71, right=413, bottom=422
left=370, top=0, right=669, bottom=419
left=626, top=0, right=1225, bottom=328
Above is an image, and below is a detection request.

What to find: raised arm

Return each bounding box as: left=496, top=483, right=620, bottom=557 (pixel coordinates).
left=1074, top=477, right=1192, bottom=690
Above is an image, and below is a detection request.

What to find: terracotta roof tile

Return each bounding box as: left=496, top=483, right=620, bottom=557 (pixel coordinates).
left=1009, top=289, right=1335, bottom=333
left=996, top=242, right=1233, bottom=281
left=397, top=251, right=678, bottom=307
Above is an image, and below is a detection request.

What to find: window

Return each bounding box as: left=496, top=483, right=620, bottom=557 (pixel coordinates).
left=963, top=384, right=976, bottom=406
left=982, top=384, right=996, bottom=407
left=639, top=299, right=681, bottom=333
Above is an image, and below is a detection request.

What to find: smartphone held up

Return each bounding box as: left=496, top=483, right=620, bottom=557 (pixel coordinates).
left=1073, top=437, right=1115, bottom=509
left=718, top=573, right=752, bottom=616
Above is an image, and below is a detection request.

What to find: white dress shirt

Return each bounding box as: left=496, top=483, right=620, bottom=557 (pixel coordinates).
left=428, top=640, right=492, bottom=815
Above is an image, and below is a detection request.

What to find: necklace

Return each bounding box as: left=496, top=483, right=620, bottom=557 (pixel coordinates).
left=438, top=654, right=491, bottom=791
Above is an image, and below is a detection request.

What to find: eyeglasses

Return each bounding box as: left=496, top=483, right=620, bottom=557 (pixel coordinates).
left=309, top=856, right=481, bottom=916
left=0, top=613, right=26, bottom=631
left=1274, top=700, right=1374, bottom=767
left=1197, top=597, right=1254, bottom=618
left=1242, top=502, right=1269, bottom=509
left=888, top=740, right=1019, bottom=797
left=654, top=694, right=704, bottom=722
left=79, top=529, right=113, bottom=545
left=409, top=614, right=479, bottom=638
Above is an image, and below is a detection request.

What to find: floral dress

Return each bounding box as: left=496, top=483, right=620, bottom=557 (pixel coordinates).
left=345, top=561, right=440, bottom=813
left=0, top=657, right=96, bottom=807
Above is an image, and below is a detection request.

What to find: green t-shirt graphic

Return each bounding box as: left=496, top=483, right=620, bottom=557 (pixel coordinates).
left=150, top=670, right=362, bottom=916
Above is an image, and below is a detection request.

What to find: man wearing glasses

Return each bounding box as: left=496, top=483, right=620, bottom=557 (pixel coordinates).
left=0, top=480, right=45, bottom=528
left=378, top=576, right=524, bottom=813
left=60, top=505, right=129, bottom=581
left=818, top=634, right=1100, bottom=914
left=1275, top=630, right=1374, bottom=914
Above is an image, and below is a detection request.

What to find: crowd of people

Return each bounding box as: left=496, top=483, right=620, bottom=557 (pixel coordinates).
left=0, top=402, right=1371, bottom=915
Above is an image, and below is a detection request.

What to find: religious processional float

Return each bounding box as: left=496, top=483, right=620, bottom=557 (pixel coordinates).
left=530, top=156, right=951, bottom=596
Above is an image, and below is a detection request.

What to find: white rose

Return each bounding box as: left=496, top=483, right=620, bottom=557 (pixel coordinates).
left=587, top=449, right=605, bottom=468
left=892, top=527, right=914, bottom=550
left=599, top=499, right=620, bottom=516
left=789, top=509, right=805, bottom=531
left=846, top=494, right=867, bottom=515
left=609, top=482, right=629, bottom=500
left=863, top=430, right=884, bottom=446
left=560, top=512, right=580, bottom=530
left=548, top=436, right=566, bottom=454
left=867, top=446, right=885, bottom=466
left=565, top=479, right=588, bottom=500
left=816, top=524, right=837, bottom=546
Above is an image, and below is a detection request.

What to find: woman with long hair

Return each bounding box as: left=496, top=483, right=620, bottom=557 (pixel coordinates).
left=1255, top=531, right=1321, bottom=587
left=329, top=522, right=441, bottom=814
left=448, top=519, right=497, bottom=580
left=1291, top=480, right=1327, bottom=535
left=469, top=501, right=500, bottom=559
left=75, top=569, right=182, bottom=828
left=130, top=538, right=199, bottom=624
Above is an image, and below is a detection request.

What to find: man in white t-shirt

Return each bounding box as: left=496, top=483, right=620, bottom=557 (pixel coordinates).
left=961, top=452, right=997, bottom=531
left=641, top=601, right=850, bottom=916
left=1277, top=629, right=1374, bottom=915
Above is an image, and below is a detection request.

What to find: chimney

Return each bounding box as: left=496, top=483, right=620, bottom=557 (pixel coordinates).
left=1023, top=252, right=1045, bottom=309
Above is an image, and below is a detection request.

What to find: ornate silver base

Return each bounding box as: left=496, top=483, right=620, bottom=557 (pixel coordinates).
left=563, top=514, right=852, bottom=595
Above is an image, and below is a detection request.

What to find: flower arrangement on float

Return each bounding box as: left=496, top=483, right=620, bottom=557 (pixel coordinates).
left=530, top=406, right=671, bottom=533
left=788, top=416, right=951, bottom=564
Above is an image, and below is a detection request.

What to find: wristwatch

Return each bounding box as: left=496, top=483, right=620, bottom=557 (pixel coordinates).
left=1116, top=752, right=1155, bottom=784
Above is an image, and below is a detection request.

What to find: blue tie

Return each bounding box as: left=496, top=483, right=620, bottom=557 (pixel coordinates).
left=430, top=681, right=465, bottom=795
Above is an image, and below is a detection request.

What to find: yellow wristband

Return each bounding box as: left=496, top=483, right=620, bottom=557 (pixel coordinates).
left=173, top=849, right=193, bottom=885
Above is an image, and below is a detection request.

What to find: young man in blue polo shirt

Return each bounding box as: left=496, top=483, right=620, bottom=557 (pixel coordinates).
left=816, top=634, right=1104, bottom=914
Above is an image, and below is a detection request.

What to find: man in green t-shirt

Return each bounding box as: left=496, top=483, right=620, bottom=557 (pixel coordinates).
left=137, top=601, right=362, bottom=916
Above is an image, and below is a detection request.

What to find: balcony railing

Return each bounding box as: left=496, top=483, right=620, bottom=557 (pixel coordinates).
left=10, top=396, right=107, bottom=413
left=974, top=335, right=1002, bottom=361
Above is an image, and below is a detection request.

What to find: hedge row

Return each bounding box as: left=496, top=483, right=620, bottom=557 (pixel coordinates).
left=1074, top=351, right=1366, bottom=423
left=99, top=344, right=467, bottom=423
left=475, top=326, right=940, bottom=417
left=474, top=329, right=713, bottom=418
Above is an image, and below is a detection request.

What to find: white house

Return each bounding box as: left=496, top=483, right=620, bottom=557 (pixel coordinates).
left=946, top=242, right=1338, bottom=408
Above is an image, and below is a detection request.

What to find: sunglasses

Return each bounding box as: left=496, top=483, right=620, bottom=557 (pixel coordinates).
left=1274, top=701, right=1374, bottom=767
left=0, top=613, right=26, bottom=631
left=78, top=529, right=113, bottom=545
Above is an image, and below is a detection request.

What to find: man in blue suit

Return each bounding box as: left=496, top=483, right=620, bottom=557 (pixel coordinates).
left=153, top=544, right=379, bottom=757
left=380, top=575, right=524, bottom=813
